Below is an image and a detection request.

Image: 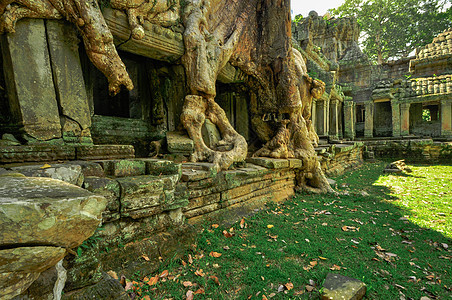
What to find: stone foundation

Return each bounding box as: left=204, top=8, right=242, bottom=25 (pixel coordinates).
left=0, top=142, right=365, bottom=298
left=363, top=138, right=452, bottom=162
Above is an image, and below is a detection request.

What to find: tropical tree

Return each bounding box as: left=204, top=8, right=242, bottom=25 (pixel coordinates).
left=330, top=0, right=452, bottom=64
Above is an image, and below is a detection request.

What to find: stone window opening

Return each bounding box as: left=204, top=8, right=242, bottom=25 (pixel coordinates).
left=356, top=104, right=365, bottom=123
left=422, top=104, right=439, bottom=122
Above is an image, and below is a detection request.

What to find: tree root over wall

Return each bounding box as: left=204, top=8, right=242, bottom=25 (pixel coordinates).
left=0, top=0, right=332, bottom=193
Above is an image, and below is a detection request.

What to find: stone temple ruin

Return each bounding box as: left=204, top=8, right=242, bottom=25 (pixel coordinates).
left=0, top=2, right=451, bottom=299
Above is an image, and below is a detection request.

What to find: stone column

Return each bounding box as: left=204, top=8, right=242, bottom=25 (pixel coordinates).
left=400, top=103, right=411, bottom=136
left=317, top=100, right=325, bottom=136
left=46, top=20, right=93, bottom=144
left=343, top=100, right=355, bottom=139
left=311, top=99, right=317, bottom=132
left=364, top=101, right=374, bottom=138
left=1, top=19, right=61, bottom=141
left=391, top=101, right=401, bottom=137
left=440, top=99, right=452, bottom=137
left=329, top=99, right=339, bottom=139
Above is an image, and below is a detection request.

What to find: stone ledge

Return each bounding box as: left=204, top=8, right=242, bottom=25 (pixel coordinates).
left=246, top=157, right=298, bottom=169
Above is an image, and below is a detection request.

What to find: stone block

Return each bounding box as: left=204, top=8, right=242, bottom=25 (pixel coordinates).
left=117, top=174, right=179, bottom=218
left=46, top=20, right=91, bottom=134
left=139, top=158, right=182, bottom=178
left=97, top=159, right=146, bottom=177
left=246, top=157, right=289, bottom=169
left=0, top=271, right=41, bottom=299
left=288, top=158, right=303, bottom=168
left=1, top=19, right=61, bottom=140
left=0, top=246, right=65, bottom=274
left=75, top=145, right=135, bottom=160
left=10, top=163, right=84, bottom=186
left=0, top=177, right=106, bottom=249
left=83, top=177, right=121, bottom=222
left=68, top=161, right=105, bottom=177
left=185, top=193, right=221, bottom=211
left=166, top=131, right=194, bottom=155
left=0, top=145, right=76, bottom=164
left=181, top=169, right=212, bottom=182
left=321, top=273, right=366, bottom=300
left=202, top=119, right=221, bottom=148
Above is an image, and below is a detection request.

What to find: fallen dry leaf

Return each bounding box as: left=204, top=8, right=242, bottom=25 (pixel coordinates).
left=330, top=264, right=341, bottom=271
left=40, top=164, right=51, bottom=169
left=144, top=275, right=159, bottom=286
left=106, top=270, right=118, bottom=280
left=188, top=254, right=194, bottom=264
left=181, top=260, right=187, bottom=267
left=182, top=281, right=193, bottom=287
left=305, top=285, right=315, bottom=292
left=262, top=295, right=268, bottom=300
left=223, top=230, right=234, bottom=238
left=124, top=281, right=134, bottom=291
left=186, top=290, right=194, bottom=300
left=310, top=261, right=318, bottom=267
left=194, top=288, right=205, bottom=295
left=284, top=282, right=294, bottom=290
left=194, top=269, right=205, bottom=277
left=319, top=256, right=327, bottom=260
left=267, top=225, right=274, bottom=229
left=209, top=275, right=220, bottom=285
left=142, top=254, right=150, bottom=261
left=160, top=270, right=169, bottom=278
left=240, top=218, right=246, bottom=228
left=212, top=224, right=219, bottom=228
left=143, top=296, right=151, bottom=300
left=209, top=251, right=222, bottom=258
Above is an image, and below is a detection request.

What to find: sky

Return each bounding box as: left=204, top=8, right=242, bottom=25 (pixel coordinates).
left=291, top=0, right=345, bottom=18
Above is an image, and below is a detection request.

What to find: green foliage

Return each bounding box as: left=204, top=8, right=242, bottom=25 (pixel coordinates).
left=330, top=0, right=452, bottom=63
left=293, top=14, right=303, bottom=24
left=76, top=227, right=104, bottom=257
left=422, top=108, right=431, bottom=121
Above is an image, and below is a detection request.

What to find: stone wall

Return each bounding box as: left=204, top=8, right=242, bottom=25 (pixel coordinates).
left=316, top=142, right=364, bottom=177
left=364, top=139, right=452, bottom=162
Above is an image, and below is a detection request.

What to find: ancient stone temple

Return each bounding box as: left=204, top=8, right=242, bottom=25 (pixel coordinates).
left=293, top=12, right=452, bottom=140
left=370, top=30, right=452, bottom=139
left=0, top=1, right=368, bottom=298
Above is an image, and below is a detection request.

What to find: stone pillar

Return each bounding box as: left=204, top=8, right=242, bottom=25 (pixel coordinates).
left=343, top=100, right=355, bottom=139
left=391, top=101, right=401, bottom=137
left=364, top=101, right=374, bottom=138
left=1, top=19, right=61, bottom=141
left=317, top=100, right=328, bottom=136
left=440, top=99, right=452, bottom=137
left=400, top=103, right=411, bottom=136
left=329, top=99, right=339, bottom=139
left=46, top=20, right=93, bottom=144
left=311, top=99, right=317, bottom=132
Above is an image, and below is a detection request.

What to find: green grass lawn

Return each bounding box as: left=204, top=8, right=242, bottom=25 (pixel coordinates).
left=128, top=161, right=452, bottom=299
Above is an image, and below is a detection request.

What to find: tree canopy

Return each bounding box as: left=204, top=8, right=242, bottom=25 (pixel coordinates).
left=330, top=0, right=452, bottom=64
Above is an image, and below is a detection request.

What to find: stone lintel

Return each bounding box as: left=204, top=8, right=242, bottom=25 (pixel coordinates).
left=103, top=8, right=241, bottom=84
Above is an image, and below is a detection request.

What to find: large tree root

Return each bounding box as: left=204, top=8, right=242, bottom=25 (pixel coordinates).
left=181, top=95, right=247, bottom=172
left=0, top=0, right=133, bottom=95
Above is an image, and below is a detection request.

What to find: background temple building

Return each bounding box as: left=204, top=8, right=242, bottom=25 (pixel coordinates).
left=293, top=11, right=452, bottom=140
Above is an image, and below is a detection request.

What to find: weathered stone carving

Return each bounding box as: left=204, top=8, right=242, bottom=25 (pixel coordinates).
left=0, top=0, right=133, bottom=95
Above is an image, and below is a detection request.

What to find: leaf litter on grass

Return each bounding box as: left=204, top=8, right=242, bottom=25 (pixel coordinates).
left=124, top=162, right=452, bottom=299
